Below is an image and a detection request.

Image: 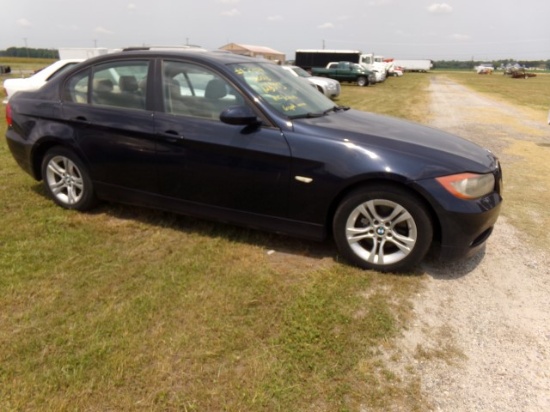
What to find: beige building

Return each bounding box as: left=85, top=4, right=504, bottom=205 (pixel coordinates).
left=219, top=43, right=285, bottom=64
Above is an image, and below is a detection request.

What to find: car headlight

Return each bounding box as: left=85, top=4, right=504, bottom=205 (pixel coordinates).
left=436, top=173, right=495, bottom=199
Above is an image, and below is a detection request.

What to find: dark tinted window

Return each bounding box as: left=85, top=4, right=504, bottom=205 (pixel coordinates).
left=64, top=69, right=89, bottom=103
left=91, top=61, right=149, bottom=110
left=64, top=60, right=149, bottom=110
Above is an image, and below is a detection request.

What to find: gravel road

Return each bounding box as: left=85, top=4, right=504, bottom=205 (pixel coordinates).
left=391, top=76, right=550, bottom=411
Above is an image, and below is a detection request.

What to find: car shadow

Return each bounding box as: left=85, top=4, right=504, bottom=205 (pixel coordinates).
left=30, top=184, right=485, bottom=276
left=27, top=179, right=337, bottom=265
left=421, top=246, right=487, bottom=280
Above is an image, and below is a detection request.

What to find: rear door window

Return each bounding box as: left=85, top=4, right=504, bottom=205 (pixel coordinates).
left=91, top=61, right=149, bottom=110
left=63, top=60, right=150, bottom=110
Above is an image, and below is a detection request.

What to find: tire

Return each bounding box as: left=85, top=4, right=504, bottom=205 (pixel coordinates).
left=333, top=185, right=433, bottom=272
left=357, top=76, right=368, bottom=87
left=41, top=147, right=97, bottom=211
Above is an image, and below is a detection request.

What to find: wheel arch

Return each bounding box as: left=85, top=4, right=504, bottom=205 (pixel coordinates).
left=325, top=178, right=442, bottom=243
left=31, top=139, right=86, bottom=181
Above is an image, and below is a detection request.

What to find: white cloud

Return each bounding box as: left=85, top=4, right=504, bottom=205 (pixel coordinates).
left=427, top=3, right=453, bottom=13
left=219, top=0, right=240, bottom=3
left=127, top=3, right=137, bottom=10
left=94, top=26, right=114, bottom=35
left=318, top=22, right=335, bottom=29
left=267, top=15, right=283, bottom=21
left=221, top=8, right=241, bottom=17
left=17, top=18, right=32, bottom=28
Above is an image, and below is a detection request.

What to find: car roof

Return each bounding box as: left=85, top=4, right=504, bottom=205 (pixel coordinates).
left=82, top=49, right=261, bottom=67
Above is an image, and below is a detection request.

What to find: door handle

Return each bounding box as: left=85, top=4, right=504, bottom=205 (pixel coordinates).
left=158, top=130, right=185, bottom=142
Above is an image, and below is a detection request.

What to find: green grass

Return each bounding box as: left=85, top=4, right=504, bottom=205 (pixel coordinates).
left=338, top=73, right=431, bottom=122
left=443, top=70, right=550, bottom=113
left=0, top=73, right=428, bottom=411
left=0, top=56, right=55, bottom=75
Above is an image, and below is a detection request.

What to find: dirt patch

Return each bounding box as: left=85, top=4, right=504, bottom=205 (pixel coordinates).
left=386, top=76, right=550, bottom=411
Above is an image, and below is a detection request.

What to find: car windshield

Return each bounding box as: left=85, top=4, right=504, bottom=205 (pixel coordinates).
left=229, top=62, right=334, bottom=119
left=290, top=66, right=312, bottom=78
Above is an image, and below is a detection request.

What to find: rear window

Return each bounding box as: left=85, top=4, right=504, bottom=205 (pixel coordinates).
left=46, top=63, right=80, bottom=81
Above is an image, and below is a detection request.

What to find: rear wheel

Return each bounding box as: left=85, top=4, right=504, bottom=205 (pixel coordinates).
left=41, top=147, right=97, bottom=211
left=333, top=186, right=433, bottom=272
left=357, top=76, right=368, bottom=87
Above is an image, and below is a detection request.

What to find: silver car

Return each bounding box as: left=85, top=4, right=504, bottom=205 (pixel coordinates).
left=281, top=65, right=340, bottom=99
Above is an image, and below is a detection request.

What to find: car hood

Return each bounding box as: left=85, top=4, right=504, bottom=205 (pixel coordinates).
left=291, top=109, right=498, bottom=176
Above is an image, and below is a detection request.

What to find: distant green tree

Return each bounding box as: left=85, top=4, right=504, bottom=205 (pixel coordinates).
left=0, top=47, right=59, bottom=59
left=433, top=59, right=550, bottom=71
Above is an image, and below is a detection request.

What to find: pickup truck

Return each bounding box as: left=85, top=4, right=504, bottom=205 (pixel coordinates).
left=311, top=61, right=374, bottom=87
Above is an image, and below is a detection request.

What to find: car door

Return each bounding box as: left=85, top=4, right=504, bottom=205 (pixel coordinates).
left=153, top=60, right=292, bottom=217
left=61, top=60, right=157, bottom=193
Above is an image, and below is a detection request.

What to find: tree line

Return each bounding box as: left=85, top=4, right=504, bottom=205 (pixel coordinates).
left=0, top=47, right=59, bottom=59
left=434, top=59, right=550, bottom=70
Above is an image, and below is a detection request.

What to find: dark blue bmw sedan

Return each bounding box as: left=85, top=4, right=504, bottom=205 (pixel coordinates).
left=5, top=49, right=503, bottom=272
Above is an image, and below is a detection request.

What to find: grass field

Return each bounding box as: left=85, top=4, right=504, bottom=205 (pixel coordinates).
left=1, top=65, right=548, bottom=411
left=443, top=70, right=550, bottom=112
left=0, top=57, right=56, bottom=76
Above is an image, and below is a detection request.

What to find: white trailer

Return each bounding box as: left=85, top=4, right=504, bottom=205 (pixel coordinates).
left=58, top=48, right=120, bottom=60
left=392, top=59, right=432, bottom=72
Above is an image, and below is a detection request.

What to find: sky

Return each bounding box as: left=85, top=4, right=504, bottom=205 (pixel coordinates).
left=2, top=0, right=549, bottom=61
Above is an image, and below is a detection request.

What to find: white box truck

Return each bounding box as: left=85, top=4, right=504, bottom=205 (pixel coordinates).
left=392, top=59, right=432, bottom=72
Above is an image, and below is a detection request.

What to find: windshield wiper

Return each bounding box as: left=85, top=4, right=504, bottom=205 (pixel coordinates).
left=323, top=105, right=350, bottom=115
left=289, top=112, right=325, bottom=119
left=291, top=106, right=350, bottom=120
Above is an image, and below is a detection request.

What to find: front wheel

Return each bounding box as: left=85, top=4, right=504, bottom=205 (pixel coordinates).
left=356, top=76, right=368, bottom=87
left=333, top=186, right=433, bottom=272
left=41, top=147, right=97, bottom=211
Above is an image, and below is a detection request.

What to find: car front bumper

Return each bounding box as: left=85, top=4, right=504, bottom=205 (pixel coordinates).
left=416, top=174, right=503, bottom=262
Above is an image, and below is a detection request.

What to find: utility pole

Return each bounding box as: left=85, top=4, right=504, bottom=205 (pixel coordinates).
left=23, top=38, right=30, bottom=57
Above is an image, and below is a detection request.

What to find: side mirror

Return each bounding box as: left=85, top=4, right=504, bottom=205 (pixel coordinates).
left=220, top=105, right=260, bottom=126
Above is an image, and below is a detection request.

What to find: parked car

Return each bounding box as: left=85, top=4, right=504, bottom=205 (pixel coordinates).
left=281, top=65, right=340, bottom=99
left=2, top=58, right=83, bottom=104
left=390, top=67, right=404, bottom=77
left=5, top=49, right=503, bottom=272
left=311, top=61, right=375, bottom=86
left=475, top=64, right=494, bottom=75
